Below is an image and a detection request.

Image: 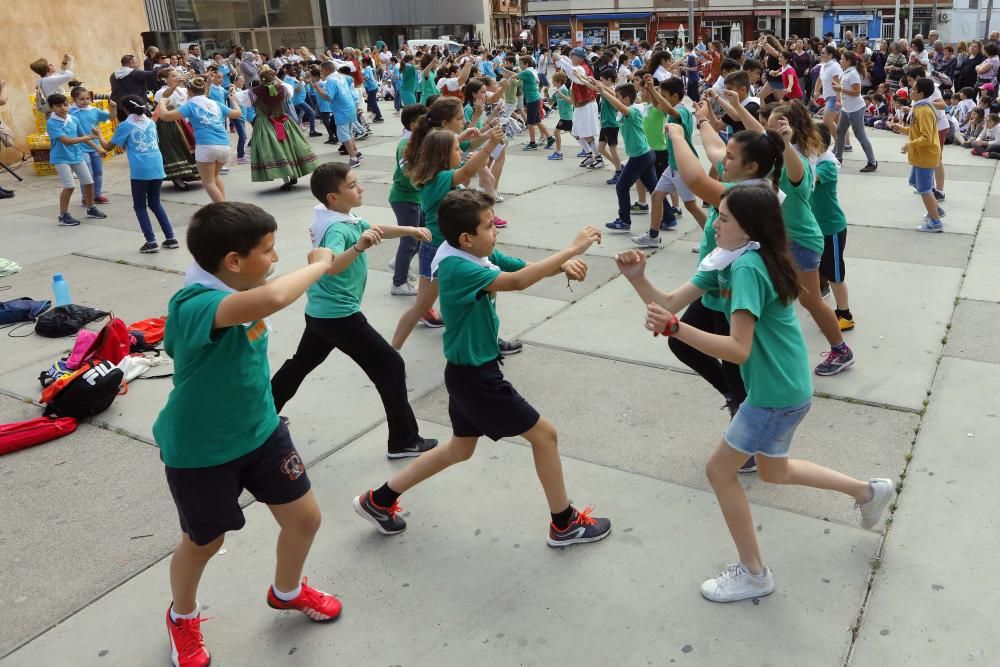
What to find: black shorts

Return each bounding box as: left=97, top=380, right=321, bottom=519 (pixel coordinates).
left=556, top=119, right=573, bottom=132
left=526, top=99, right=543, bottom=124
left=445, top=360, right=540, bottom=441
left=164, top=422, right=311, bottom=545
left=820, top=229, right=848, bottom=283
left=599, top=126, right=619, bottom=146
left=653, top=149, right=669, bottom=178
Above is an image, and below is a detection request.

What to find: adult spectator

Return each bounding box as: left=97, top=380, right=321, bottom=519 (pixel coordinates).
left=239, top=48, right=260, bottom=85
left=956, top=40, right=985, bottom=92
left=870, top=39, right=888, bottom=90
left=110, top=53, right=158, bottom=120
left=976, top=41, right=1000, bottom=90
left=143, top=46, right=160, bottom=71
left=990, top=31, right=1000, bottom=43
left=938, top=45, right=957, bottom=81
left=30, top=52, right=75, bottom=108
left=0, top=77, right=13, bottom=199
left=186, top=44, right=206, bottom=74
left=908, top=38, right=930, bottom=73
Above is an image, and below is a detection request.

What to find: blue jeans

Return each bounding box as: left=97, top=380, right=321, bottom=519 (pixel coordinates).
left=231, top=118, right=247, bottom=158
left=390, top=201, right=422, bottom=286
left=366, top=88, right=382, bottom=120
left=84, top=152, right=103, bottom=197
left=616, top=151, right=658, bottom=224
left=131, top=179, right=174, bottom=243
left=295, top=102, right=316, bottom=133
left=392, top=81, right=402, bottom=111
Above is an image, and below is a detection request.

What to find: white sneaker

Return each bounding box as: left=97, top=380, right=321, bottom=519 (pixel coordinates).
left=491, top=191, right=505, bottom=203
left=219, top=166, right=230, bottom=174
left=390, top=281, right=418, bottom=296
left=701, top=563, right=775, bottom=603
left=631, top=232, right=662, bottom=248
left=858, top=478, right=893, bottom=529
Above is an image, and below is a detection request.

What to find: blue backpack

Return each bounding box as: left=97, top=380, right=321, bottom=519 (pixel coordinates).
left=0, top=297, right=51, bottom=326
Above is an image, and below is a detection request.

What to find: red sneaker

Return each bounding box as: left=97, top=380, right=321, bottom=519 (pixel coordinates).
left=165, top=607, right=211, bottom=667
left=492, top=215, right=508, bottom=229
left=94, top=195, right=110, bottom=204
left=266, top=577, right=342, bottom=622
left=419, top=308, right=444, bottom=328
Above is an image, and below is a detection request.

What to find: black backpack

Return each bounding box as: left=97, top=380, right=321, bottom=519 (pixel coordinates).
left=34, top=305, right=109, bottom=338
left=42, top=359, right=124, bottom=419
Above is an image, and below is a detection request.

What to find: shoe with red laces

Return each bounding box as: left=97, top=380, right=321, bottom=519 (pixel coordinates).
left=418, top=308, right=444, bottom=328
left=546, top=506, right=612, bottom=548
left=165, top=607, right=210, bottom=667
left=493, top=215, right=508, bottom=228
left=267, top=577, right=342, bottom=622
left=353, top=490, right=407, bottom=534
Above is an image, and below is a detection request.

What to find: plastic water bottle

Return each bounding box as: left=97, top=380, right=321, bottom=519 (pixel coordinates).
left=51, top=273, right=72, bottom=306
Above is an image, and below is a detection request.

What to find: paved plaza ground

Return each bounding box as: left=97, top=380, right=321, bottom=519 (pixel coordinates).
left=1, top=103, right=999, bottom=666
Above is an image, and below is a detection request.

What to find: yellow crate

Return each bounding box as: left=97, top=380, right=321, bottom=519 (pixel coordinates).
left=28, top=132, right=50, bottom=150
left=33, top=161, right=56, bottom=177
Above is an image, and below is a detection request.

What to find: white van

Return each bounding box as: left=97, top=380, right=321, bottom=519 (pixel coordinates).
left=406, top=38, right=463, bottom=54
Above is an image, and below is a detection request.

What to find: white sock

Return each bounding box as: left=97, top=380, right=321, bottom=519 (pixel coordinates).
left=577, top=137, right=589, bottom=153
left=587, top=139, right=600, bottom=157
left=170, top=603, right=200, bottom=622
left=272, top=584, right=301, bottom=601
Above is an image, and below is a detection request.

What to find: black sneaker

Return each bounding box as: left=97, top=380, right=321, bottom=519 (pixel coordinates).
left=630, top=202, right=649, bottom=214
left=499, top=338, right=523, bottom=356
left=353, top=490, right=406, bottom=535
left=545, top=136, right=556, bottom=149
left=309, top=131, right=324, bottom=137
left=671, top=206, right=683, bottom=217
left=162, top=238, right=180, bottom=249
left=546, top=507, right=611, bottom=548
left=860, top=161, right=878, bottom=172
left=86, top=206, right=107, bottom=219
left=57, top=213, right=81, bottom=226
left=933, top=189, right=946, bottom=202
left=587, top=156, right=604, bottom=169
left=140, top=241, right=159, bottom=253
left=387, top=437, right=438, bottom=459
left=739, top=456, right=757, bottom=473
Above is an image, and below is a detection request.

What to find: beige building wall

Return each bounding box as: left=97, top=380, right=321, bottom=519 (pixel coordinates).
left=0, top=0, right=149, bottom=158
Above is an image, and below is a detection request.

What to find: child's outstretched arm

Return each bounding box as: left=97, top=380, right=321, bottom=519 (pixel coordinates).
left=666, top=124, right=726, bottom=206
left=213, top=248, right=335, bottom=328
left=374, top=224, right=432, bottom=242
left=615, top=250, right=703, bottom=313
left=488, top=226, right=601, bottom=292
left=648, top=302, right=755, bottom=364
left=453, top=126, right=504, bottom=187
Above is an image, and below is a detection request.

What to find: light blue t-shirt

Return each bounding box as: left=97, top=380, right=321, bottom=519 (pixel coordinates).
left=330, top=76, right=357, bottom=125
left=110, top=118, right=166, bottom=180
left=178, top=98, right=230, bottom=146
left=363, top=66, right=379, bottom=91
left=315, top=77, right=334, bottom=113
left=480, top=59, right=495, bottom=78
left=69, top=107, right=110, bottom=154
left=217, top=63, right=231, bottom=87
left=46, top=114, right=86, bottom=165
left=285, top=75, right=306, bottom=105
left=208, top=84, right=228, bottom=109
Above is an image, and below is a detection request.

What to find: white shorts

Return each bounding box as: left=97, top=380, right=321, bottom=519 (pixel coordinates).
left=654, top=167, right=696, bottom=202
left=516, top=95, right=524, bottom=110
left=195, top=144, right=231, bottom=164
left=571, top=101, right=600, bottom=139
left=54, top=161, right=93, bottom=189
left=503, top=102, right=516, bottom=116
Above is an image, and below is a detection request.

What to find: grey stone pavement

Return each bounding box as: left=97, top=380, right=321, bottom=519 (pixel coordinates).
left=0, top=102, right=998, bottom=666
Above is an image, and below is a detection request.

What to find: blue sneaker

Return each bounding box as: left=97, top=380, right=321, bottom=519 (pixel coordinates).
left=630, top=202, right=649, bottom=214
left=547, top=151, right=563, bottom=160
left=606, top=171, right=621, bottom=185
left=605, top=219, right=631, bottom=232
left=576, top=149, right=590, bottom=158
left=932, top=189, right=946, bottom=202
left=916, top=219, right=944, bottom=233
left=659, top=218, right=678, bottom=231
left=814, top=345, right=855, bottom=376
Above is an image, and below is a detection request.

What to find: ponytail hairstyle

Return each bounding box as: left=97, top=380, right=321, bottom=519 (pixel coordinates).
left=770, top=99, right=823, bottom=157
left=463, top=78, right=485, bottom=107
left=120, top=94, right=152, bottom=118
left=728, top=130, right=786, bottom=190
left=407, top=129, right=459, bottom=187
left=841, top=50, right=867, bottom=78
left=720, top=185, right=800, bottom=305
left=822, top=45, right=839, bottom=60
left=404, top=97, right=463, bottom=165
left=645, top=50, right=672, bottom=76
left=187, top=76, right=208, bottom=96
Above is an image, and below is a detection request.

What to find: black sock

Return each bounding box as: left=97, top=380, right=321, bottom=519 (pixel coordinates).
left=649, top=229, right=659, bottom=238
left=835, top=308, right=853, bottom=321
left=551, top=505, right=574, bottom=530
left=372, top=482, right=400, bottom=508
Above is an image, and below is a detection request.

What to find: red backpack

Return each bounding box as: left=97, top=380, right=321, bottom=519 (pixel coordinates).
left=128, top=316, right=166, bottom=345
left=0, top=416, right=78, bottom=456
left=81, top=317, right=132, bottom=366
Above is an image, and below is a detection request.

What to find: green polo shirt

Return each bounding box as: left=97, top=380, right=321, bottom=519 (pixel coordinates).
left=305, top=217, right=372, bottom=319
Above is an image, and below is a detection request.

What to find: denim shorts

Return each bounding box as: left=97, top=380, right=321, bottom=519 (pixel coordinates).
left=825, top=97, right=837, bottom=112
left=909, top=166, right=935, bottom=195
left=418, top=241, right=439, bottom=280
left=336, top=123, right=354, bottom=143
left=789, top=240, right=822, bottom=272
left=724, top=400, right=812, bottom=458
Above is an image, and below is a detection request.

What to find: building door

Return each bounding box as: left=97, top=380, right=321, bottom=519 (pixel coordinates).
left=880, top=19, right=896, bottom=41
left=619, top=24, right=647, bottom=44
left=236, top=30, right=256, bottom=51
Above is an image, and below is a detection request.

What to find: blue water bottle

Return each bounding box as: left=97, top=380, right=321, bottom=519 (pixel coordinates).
left=52, top=273, right=72, bottom=306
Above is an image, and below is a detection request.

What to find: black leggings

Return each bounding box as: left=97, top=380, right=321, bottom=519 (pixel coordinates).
left=668, top=298, right=746, bottom=403
left=271, top=312, right=419, bottom=449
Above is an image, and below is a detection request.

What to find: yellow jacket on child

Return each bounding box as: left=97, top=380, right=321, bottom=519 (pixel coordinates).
left=907, top=103, right=940, bottom=169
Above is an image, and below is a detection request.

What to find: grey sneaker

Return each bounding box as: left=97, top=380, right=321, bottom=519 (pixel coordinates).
left=86, top=206, right=107, bottom=219
left=814, top=346, right=854, bottom=376
left=916, top=219, right=944, bottom=233
left=630, top=232, right=662, bottom=248
left=58, top=213, right=81, bottom=226
left=701, top=563, right=775, bottom=603
left=353, top=490, right=406, bottom=535
left=390, top=281, right=418, bottom=296
left=858, top=478, right=894, bottom=529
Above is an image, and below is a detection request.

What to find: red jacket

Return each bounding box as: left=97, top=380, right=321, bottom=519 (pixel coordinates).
left=572, top=62, right=597, bottom=105
left=349, top=59, right=363, bottom=86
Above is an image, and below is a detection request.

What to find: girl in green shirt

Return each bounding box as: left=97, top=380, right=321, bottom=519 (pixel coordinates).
left=399, top=54, right=418, bottom=106
left=615, top=184, right=893, bottom=604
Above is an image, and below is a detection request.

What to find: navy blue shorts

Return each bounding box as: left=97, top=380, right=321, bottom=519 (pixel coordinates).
left=445, top=360, right=540, bottom=441
left=820, top=229, right=847, bottom=283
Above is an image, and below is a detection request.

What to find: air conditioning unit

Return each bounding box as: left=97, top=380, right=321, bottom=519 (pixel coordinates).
left=757, top=17, right=772, bottom=30
left=938, top=11, right=950, bottom=22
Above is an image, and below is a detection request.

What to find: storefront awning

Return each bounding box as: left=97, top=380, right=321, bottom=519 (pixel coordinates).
left=754, top=10, right=783, bottom=16
left=531, top=15, right=572, bottom=22
left=703, top=11, right=746, bottom=17
left=580, top=13, right=652, bottom=20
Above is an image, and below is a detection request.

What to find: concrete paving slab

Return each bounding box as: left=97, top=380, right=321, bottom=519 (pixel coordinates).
left=843, top=224, right=972, bottom=268
left=4, top=420, right=881, bottom=667
left=0, top=213, right=170, bottom=267
left=412, top=346, right=915, bottom=527
left=838, top=175, right=986, bottom=235
left=835, top=160, right=994, bottom=182
left=839, top=137, right=988, bottom=166
left=942, top=299, right=1000, bottom=364
left=0, top=397, right=177, bottom=659
left=959, top=217, right=1000, bottom=303
left=850, top=357, right=1000, bottom=665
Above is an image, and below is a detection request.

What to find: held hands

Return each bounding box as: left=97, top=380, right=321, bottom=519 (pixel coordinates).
left=356, top=227, right=384, bottom=251
left=666, top=123, right=685, bottom=140
left=561, top=258, right=588, bottom=282
left=775, top=117, right=794, bottom=144
left=645, top=302, right=676, bottom=335
left=572, top=225, right=602, bottom=254
left=614, top=249, right=647, bottom=280
left=411, top=227, right=433, bottom=242
left=484, top=125, right=505, bottom=147
left=308, top=247, right=336, bottom=273
left=722, top=89, right=740, bottom=108
left=694, top=100, right=711, bottom=122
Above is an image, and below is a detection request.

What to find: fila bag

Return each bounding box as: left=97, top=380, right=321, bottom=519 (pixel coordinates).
left=41, top=359, right=124, bottom=419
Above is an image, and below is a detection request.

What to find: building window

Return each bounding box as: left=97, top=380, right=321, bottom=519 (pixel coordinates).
left=547, top=24, right=572, bottom=46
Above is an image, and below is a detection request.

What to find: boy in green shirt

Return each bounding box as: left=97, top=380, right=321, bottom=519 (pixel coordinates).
left=547, top=71, right=574, bottom=160
left=270, top=163, right=437, bottom=459
left=354, top=190, right=612, bottom=548
left=595, top=67, right=621, bottom=176
left=153, top=202, right=342, bottom=667
left=518, top=55, right=555, bottom=151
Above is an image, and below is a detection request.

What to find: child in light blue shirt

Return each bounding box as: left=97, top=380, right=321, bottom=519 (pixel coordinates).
left=102, top=95, right=177, bottom=253
left=45, top=92, right=107, bottom=226
left=69, top=86, right=111, bottom=204
left=362, top=57, right=384, bottom=123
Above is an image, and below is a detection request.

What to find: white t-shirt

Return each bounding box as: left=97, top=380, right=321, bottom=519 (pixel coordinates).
left=154, top=86, right=188, bottom=107
left=840, top=67, right=865, bottom=113
left=820, top=60, right=843, bottom=98
left=927, top=84, right=950, bottom=130
left=653, top=65, right=671, bottom=82
left=379, top=51, right=392, bottom=66
left=437, top=77, right=461, bottom=92
left=39, top=70, right=75, bottom=98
